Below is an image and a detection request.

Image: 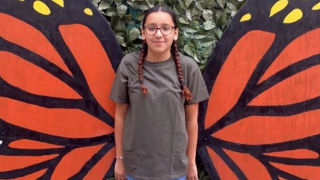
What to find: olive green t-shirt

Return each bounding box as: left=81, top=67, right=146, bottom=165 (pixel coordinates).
left=110, top=51, right=209, bottom=180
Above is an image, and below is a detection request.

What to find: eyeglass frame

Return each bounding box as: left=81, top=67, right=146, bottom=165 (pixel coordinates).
left=143, top=25, right=176, bottom=36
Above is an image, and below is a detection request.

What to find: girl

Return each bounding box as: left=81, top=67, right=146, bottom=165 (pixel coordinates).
left=110, top=6, right=209, bottom=180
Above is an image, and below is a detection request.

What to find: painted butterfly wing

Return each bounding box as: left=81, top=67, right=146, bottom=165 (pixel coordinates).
left=198, top=0, right=320, bottom=179
left=0, top=0, right=122, bottom=179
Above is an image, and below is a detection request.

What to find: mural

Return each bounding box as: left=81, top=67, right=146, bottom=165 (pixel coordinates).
left=2, top=0, right=320, bottom=179
left=0, top=0, right=122, bottom=179
left=198, top=0, right=320, bottom=179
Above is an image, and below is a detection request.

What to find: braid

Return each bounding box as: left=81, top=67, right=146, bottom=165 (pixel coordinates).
left=138, top=40, right=148, bottom=95
left=172, top=40, right=192, bottom=101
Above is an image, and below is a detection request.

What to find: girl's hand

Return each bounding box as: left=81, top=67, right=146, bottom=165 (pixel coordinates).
left=186, top=162, right=198, bottom=180
left=114, top=159, right=126, bottom=180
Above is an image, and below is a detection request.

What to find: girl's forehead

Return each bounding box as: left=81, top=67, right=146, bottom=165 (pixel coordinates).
left=144, top=11, right=174, bottom=25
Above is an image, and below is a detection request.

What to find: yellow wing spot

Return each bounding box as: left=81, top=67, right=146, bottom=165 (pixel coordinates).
left=240, top=13, right=251, bottom=22
left=283, top=8, right=303, bottom=24
left=84, top=8, right=93, bottom=16
left=270, top=0, right=289, bottom=17
left=18, top=0, right=25, bottom=1
left=52, top=0, right=64, bottom=7
left=312, top=2, right=320, bottom=10
left=33, top=1, right=51, bottom=15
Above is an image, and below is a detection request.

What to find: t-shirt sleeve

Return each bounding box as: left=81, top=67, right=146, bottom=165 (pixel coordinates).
left=185, top=62, right=209, bottom=105
left=109, top=59, right=129, bottom=104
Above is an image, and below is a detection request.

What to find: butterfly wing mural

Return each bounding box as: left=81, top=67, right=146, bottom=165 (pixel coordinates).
left=0, top=0, right=122, bottom=179
left=198, top=0, right=320, bottom=179
left=3, top=0, right=320, bottom=179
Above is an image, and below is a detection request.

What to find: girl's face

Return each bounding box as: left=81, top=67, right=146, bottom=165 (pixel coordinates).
left=142, top=11, right=178, bottom=59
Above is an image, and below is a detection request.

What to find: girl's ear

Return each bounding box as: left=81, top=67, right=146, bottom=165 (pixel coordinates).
left=174, top=28, right=179, bottom=40
left=141, top=28, right=146, bottom=40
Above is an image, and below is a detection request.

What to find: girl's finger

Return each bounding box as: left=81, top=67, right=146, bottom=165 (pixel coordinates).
left=115, top=174, right=121, bottom=180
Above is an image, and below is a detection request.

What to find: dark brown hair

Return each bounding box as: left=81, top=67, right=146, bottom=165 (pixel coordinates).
left=138, top=6, right=192, bottom=101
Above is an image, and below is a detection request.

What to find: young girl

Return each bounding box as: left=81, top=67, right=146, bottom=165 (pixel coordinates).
left=110, top=6, right=209, bottom=180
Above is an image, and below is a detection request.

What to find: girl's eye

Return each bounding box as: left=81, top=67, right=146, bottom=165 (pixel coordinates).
left=148, top=27, right=157, bottom=31
left=162, top=26, right=170, bottom=31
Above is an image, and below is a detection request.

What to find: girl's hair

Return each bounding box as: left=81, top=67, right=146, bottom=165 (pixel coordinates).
left=138, top=6, right=192, bottom=101
left=142, top=6, right=177, bottom=28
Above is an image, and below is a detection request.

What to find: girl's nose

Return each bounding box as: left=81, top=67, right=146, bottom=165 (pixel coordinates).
left=154, top=28, right=163, bottom=37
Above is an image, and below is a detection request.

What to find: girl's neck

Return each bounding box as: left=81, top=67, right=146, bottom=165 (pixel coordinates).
left=146, top=51, right=171, bottom=62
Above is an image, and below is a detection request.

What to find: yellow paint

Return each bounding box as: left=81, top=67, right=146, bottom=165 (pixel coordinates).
left=240, top=13, right=251, bottom=22
left=18, top=0, right=25, bottom=1
left=33, top=1, right=51, bottom=15
left=84, top=8, right=93, bottom=16
left=283, top=8, right=303, bottom=24
left=270, top=0, right=289, bottom=17
left=312, top=2, right=320, bottom=10
left=52, top=0, right=64, bottom=7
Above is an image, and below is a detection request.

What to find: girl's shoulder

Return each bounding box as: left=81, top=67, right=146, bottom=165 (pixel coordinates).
left=179, top=52, right=199, bottom=71
left=117, top=51, right=140, bottom=74
left=121, top=51, right=140, bottom=65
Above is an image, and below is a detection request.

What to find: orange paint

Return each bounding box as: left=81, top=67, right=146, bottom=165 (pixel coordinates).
left=264, top=149, right=319, bottom=159
left=207, top=147, right=238, bottom=180
left=51, top=144, right=105, bottom=180
left=213, top=109, right=320, bottom=144
left=12, top=169, right=47, bottom=180
left=0, top=13, right=71, bottom=75
left=0, top=51, right=80, bottom=99
left=59, top=24, right=116, bottom=118
left=259, top=28, right=320, bottom=83
left=0, top=155, right=56, bottom=172
left=84, top=147, right=115, bottom=180
left=271, top=162, right=320, bottom=179
left=9, top=139, right=63, bottom=149
left=205, top=30, right=275, bottom=129
left=250, top=64, right=320, bottom=105
left=0, top=97, right=113, bottom=138
left=224, top=149, right=271, bottom=179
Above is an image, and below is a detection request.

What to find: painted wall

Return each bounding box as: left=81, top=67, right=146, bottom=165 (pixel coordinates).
left=198, top=0, right=320, bottom=179
left=0, top=0, right=122, bottom=179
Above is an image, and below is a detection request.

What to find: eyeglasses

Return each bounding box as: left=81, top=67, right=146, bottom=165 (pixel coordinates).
left=144, top=25, right=175, bottom=35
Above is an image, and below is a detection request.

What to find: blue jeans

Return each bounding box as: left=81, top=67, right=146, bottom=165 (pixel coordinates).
left=127, top=175, right=186, bottom=180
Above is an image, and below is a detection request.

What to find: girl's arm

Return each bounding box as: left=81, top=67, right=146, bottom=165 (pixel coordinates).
left=114, top=103, right=128, bottom=180
left=185, top=103, right=199, bottom=180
